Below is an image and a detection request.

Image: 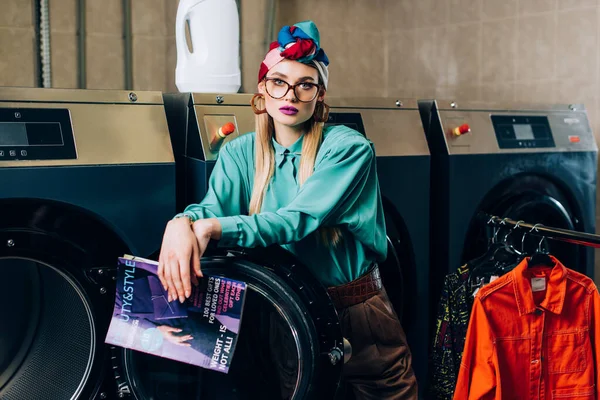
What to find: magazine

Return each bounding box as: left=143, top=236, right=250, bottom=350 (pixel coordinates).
left=105, top=255, right=247, bottom=374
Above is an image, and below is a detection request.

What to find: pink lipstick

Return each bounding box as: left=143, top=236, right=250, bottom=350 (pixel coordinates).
left=279, top=106, right=299, bottom=115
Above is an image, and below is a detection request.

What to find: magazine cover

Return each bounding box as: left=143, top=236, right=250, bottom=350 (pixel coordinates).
left=105, top=255, right=247, bottom=374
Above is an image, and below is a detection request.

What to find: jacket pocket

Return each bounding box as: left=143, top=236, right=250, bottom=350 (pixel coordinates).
left=547, top=331, right=587, bottom=374
left=552, top=385, right=595, bottom=399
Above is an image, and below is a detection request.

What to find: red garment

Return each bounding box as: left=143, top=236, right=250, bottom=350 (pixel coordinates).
left=454, top=256, right=600, bottom=399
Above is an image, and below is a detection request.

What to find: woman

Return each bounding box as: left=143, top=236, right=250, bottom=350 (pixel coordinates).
left=158, top=20, right=417, bottom=399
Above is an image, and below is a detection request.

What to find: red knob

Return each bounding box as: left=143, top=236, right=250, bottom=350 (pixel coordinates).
left=452, top=124, right=471, bottom=136
left=217, top=122, right=236, bottom=138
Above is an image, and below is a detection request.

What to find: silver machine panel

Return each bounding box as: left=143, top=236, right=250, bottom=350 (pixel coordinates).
left=0, top=87, right=174, bottom=167
left=163, top=93, right=430, bottom=161
left=423, top=99, right=597, bottom=155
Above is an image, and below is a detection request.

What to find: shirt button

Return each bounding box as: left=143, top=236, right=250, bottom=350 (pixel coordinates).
left=534, top=309, right=542, bottom=316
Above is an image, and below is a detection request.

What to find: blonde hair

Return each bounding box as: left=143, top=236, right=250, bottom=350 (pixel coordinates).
left=248, top=94, right=342, bottom=246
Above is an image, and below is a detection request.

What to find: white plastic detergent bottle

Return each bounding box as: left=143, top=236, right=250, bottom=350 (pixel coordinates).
left=175, top=0, right=241, bottom=93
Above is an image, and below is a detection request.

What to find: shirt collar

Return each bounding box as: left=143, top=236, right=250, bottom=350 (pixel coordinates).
left=272, top=134, right=304, bottom=167
left=512, top=255, right=567, bottom=316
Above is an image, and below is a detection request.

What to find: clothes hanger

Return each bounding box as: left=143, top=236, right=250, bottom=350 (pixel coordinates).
left=525, top=224, right=554, bottom=268
left=468, top=219, right=522, bottom=291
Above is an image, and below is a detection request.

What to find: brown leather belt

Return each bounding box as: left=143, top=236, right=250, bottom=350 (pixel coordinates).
left=327, top=264, right=383, bottom=309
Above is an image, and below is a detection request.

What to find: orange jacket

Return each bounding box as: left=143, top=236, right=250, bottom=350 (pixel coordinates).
left=454, top=256, right=600, bottom=399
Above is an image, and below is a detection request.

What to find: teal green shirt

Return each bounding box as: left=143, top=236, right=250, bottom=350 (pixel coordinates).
left=178, top=125, right=387, bottom=287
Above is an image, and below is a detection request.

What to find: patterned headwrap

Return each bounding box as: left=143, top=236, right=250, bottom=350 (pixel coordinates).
left=258, top=20, right=330, bottom=89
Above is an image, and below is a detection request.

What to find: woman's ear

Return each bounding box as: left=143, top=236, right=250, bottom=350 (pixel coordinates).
left=258, top=81, right=266, bottom=95
left=317, top=88, right=326, bottom=102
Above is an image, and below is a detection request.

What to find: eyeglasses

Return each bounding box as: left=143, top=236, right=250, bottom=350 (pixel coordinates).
left=264, top=77, right=321, bottom=103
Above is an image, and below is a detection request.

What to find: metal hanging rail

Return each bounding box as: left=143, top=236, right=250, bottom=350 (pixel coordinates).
left=485, top=214, right=600, bottom=249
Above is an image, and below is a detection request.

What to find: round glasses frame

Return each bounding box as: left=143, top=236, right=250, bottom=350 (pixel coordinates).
left=263, top=77, right=321, bottom=103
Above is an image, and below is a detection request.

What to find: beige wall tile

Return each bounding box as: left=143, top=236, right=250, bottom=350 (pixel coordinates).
left=517, top=14, right=555, bottom=81
left=343, top=30, right=385, bottom=96
left=86, top=34, right=124, bottom=89
left=323, top=28, right=352, bottom=97
left=51, top=32, right=78, bottom=88
left=50, top=0, right=77, bottom=33
left=450, top=0, right=482, bottom=24
left=446, top=23, right=482, bottom=86
left=165, top=0, right=179, bottom=37
left=555, top=9, right=597, bottom=80
left=387, top=86, right=416, bottom=98
left=519, top=0, right=557, bottom=15
left=480, top=83, right=515, bottom=102
left=241, top=0, right=267, bottom=43
left=290, top=0, right=340, bottom=34
left=388, top=30, right=416, bottom=95
left=165, top=36, right=177, bottom=92
left=415, top=27, right=448, bottom=88
left=383, top=0, right=415, bottom=31
left=87, top=0, right=122, bottom=35
left=515, top=81, right=556, bottom=103
left=436, top=85, right=481, bottom=101
left=132, top=0, right=166, bottom=36
left=482, top=18, right=517, bottom=83
left=415, top=0, right=449, bottom=27
left=241, top=41, right=264, bottom=93
left=434, top=85, right=456, bottom=99
left=352, top=0, right=385, bottom=32
left=0, top=0, right=34, bottom=28
left=0, top=28, right=35, bottom=87
left=558, top=0, right=597, bottom=10
left=276, top=0, right=299, bottom=28
left=482, top=0, right=517, bottom=20
left=133, top=36, right=167, bottom=90
left=555, top=79, right=597, bottom=109
left=414, top=85, right=437, bottom=98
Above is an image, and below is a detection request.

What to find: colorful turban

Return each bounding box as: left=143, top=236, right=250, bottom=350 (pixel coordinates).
left=258, top=20, right=330, bottom=89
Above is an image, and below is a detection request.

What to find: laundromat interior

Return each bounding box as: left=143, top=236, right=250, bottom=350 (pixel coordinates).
left=2, top=1, right=600, bottom=399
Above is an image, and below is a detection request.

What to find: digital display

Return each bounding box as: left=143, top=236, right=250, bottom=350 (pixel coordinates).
left=0, top=108, right=75, bottom=160
left=0, top=122, right=63, bottom=147
left=514, top=124, right=535, bottom=140
left=0, top=123, right=28, bottom=145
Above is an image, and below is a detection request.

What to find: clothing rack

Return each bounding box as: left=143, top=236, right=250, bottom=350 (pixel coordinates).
left=484, top=214, right=600, bottom=249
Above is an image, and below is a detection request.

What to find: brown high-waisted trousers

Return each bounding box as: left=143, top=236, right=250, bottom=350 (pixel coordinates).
left=272, top=266, right=418, bottom=399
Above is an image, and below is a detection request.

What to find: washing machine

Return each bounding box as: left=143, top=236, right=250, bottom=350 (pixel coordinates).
left=0, top=88, right=176, bottom=399
left=163, top=93, right=431, bottom=397
left=420, top=99, right=597, bottom=307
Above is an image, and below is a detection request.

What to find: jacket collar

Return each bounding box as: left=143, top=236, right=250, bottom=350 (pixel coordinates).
left=512, top=255, right=567, bottom=316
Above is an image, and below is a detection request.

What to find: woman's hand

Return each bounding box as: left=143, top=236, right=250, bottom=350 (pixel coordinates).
left=158, top=217, right=222, bottom=304
left=158, top=217, right=202, bottom=303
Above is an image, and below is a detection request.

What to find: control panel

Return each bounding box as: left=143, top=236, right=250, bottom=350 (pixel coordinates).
left=0, top=108, right=76, bottom=161
left=491, top=115, right=555, bottom=149
left=435, top=101, right=595, bottom=154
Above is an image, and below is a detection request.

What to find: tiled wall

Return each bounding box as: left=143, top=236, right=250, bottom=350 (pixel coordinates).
left=277, top=0, right=599, bottom=119
left=0, top=0, right=178, bottom=91
left=1, top=0, right=600, bottom=275
left=0, top=0, right=36, bottom=87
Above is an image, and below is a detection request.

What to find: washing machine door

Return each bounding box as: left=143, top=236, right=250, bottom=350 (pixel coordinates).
left=113, top=246, right=344, bottom=400
left=0, top=201, right=129, bottom=400
left=463, top=175, right=581, bottom=271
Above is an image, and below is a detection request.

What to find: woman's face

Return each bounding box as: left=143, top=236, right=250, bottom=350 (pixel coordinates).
left=258, top=59, right=325, bottom=128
